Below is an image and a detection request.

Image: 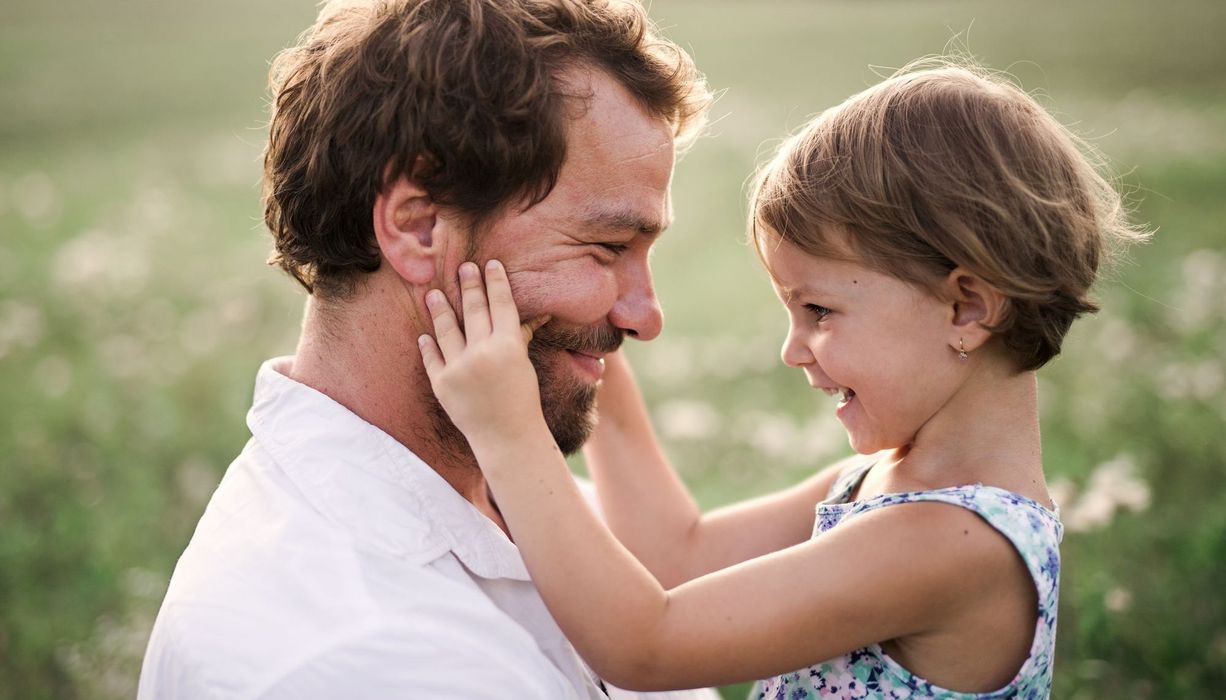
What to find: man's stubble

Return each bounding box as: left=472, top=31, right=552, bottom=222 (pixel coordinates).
left=426, top=317, right=624, bottom=459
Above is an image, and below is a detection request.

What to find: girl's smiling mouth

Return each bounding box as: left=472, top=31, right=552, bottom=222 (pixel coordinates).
left=815, top=384, right=855, bottom=404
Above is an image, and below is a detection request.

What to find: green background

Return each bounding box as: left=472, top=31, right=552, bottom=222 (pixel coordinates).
left=2, top=1, right=1224, bottom=697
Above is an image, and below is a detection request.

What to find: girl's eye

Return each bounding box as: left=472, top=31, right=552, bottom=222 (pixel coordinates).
left=804, top=303, right=832, bottom=321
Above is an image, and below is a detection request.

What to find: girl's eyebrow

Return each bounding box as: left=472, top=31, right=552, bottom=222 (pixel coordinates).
left=779, top=282, right=840, bottom=300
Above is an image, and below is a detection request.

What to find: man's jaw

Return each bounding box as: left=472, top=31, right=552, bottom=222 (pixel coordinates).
left=520, top=321, right=623, bottom=454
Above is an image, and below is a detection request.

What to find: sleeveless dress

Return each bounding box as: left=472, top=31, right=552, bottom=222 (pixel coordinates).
left=752, top=462, right=1063, bottom=699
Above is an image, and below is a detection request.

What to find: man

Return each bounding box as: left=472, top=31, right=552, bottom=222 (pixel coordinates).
left=138, top=0, right=713, bottom=698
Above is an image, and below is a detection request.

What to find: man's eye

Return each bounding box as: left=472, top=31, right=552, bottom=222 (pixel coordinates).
left=596, top=243, right=629, bottom=255
left=804, top=303, right=832, bottom=321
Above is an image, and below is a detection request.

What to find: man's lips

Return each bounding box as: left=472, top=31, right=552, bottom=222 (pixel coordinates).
left=566, top=349, right=606, bottom=381
left=528, top=321, right=621, bottom=382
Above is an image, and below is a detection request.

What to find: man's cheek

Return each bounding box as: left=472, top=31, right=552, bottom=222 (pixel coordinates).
left=506, top=268, right=615, bottom=321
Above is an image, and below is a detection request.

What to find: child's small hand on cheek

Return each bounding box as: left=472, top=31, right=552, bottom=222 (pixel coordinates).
left=417, top=260, right=551, bottom=448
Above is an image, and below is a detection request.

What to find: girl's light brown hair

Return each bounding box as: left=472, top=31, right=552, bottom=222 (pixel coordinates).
left=751, top=58, right=1148, bottom=370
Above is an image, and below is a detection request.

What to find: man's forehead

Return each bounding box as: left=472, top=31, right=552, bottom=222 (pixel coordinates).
left=562, top=68, right=676, bottom=163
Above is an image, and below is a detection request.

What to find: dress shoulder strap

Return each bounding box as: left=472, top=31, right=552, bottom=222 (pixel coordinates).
left=822, top=459, right=875, bottom=504
left=852, top=486, right=1063, bottom=606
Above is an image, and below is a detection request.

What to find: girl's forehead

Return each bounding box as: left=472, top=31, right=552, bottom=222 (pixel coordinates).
left=761, top=236, right=866, bottom=283
left=768, top=260, right=887, bottom=309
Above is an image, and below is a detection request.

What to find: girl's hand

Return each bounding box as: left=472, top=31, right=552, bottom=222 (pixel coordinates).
left=417, top=260, right=549, bottom=445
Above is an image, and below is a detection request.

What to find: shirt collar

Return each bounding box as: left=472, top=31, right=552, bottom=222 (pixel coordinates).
left=246, top=357, right=531, bottom=581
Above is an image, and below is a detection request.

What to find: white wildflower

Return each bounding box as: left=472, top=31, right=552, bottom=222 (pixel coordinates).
left=638, top=337, right=695, bottom=386
left=219, top=293, right=258, bottom=329
left=1189, top=360, right=1225, bottom=402
left=655, top=399, right=720, bottom=441
left=1104, top=586, right=1133, bottom=613
left=1095, top=316, right=1139, bottom=366
left=1047, top=476, right=1077, bottom=512
left=1089, top=454, right=1151, bottom=513
left=1156, top=361, right=1196, bottom=401
left=52, top=228, right=151, bottom=298
left=700, top=336, right=746, bottom=379
left=1174, top=249, right=1226, bottom=333
left=742, top=411, right=798, bottom=461
left=121, top=568, right=166, bottom=600
left=1065, top=489, right=1117, bottom=533
left=99, top=334, right=147, bottom=380
left=796, top=414, right=847, bottom=461
left=1064, top=454, right=1151, bottom=533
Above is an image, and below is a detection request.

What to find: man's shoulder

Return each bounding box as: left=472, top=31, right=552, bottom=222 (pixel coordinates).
left=142, top=527, right=571, bottom=699
left=153, top=440, right=510, bottom=634
left=140, top=586, right=574, bottom=700
left=140, top=439, right=569, bottom=698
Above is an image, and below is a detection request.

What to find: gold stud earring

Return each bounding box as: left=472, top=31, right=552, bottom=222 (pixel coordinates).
left=958, top=338, right=968, bottom=361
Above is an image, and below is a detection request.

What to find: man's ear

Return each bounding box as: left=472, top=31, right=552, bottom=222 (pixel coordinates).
left=942, top=268, right=1008, bottom=353
left=372, top=174, right=441, bottom=286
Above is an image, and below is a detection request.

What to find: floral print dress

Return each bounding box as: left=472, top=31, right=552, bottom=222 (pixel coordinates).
left=753, top=463, right=1063, bottom=700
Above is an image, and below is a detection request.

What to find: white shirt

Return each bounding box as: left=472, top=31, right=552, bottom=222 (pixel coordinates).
left=138, top=358, right=717, bottom=700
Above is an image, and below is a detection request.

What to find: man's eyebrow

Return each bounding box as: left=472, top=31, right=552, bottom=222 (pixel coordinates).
left=583, top=207, right=670, bottom=236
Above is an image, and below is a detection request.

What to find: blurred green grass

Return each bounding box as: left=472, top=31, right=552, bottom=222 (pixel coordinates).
left=2, top=1, right=1224, bottom=698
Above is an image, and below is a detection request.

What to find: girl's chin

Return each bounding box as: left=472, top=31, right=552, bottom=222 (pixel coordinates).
left=847, top=438, right=881, bottom=456
left=842, top=426, right=903, bottom=456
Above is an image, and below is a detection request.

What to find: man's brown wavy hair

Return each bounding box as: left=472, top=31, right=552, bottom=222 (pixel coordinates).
left=751, top=59, right=1148, bottom=371
left=263, top=0, right=710, bottom=299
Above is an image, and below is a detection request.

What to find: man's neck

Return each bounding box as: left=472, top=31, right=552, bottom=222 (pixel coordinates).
left=286, top=287, right=511, bottom=535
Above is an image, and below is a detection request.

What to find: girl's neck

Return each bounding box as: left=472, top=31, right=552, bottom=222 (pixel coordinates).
left=876, top=364, right=1049, bottom=506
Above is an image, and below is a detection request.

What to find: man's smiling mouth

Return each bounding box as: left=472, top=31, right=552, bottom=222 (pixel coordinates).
left=565, top=350, right=607, bottom=381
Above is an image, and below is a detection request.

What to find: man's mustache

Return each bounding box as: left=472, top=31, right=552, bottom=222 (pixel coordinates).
left=529, top=321, right=624, bottom=356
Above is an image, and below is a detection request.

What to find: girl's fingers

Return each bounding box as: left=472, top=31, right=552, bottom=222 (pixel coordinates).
left=417, top=334, right=444, bottom=379
left=458, top=261, right=491, bottom=341
left=484, top=260, right=524, bottom=337
left=425, top=289, right=465, bottom=360
left=522, top=315, right=550, bottom=344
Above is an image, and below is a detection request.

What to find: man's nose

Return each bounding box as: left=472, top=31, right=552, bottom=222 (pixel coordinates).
left=609, top=262, right=663, bottom=341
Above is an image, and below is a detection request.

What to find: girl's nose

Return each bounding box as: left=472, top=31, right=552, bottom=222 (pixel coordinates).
left=780, top=328, right=814, bottom=368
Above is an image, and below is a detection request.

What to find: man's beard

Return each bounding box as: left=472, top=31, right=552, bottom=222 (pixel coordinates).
left=428, top=320, right=624, bottom=457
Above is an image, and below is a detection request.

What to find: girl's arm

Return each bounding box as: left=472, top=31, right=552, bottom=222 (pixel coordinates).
left=585, top=352, right=860, bottom=587
left=417, top=263, right=1004, bottom=690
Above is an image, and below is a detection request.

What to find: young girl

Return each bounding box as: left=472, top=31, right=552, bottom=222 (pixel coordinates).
left=417, top=61, right=1144, bottom=698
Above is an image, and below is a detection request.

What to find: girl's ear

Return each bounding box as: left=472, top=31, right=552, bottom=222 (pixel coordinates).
left=942, top=268, right=1008, bottom=353
left=373, top=173, right=442, bottom=286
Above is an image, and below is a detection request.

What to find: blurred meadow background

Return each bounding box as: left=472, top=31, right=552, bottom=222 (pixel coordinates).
left=2, top=0, right=1224, bottom=697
